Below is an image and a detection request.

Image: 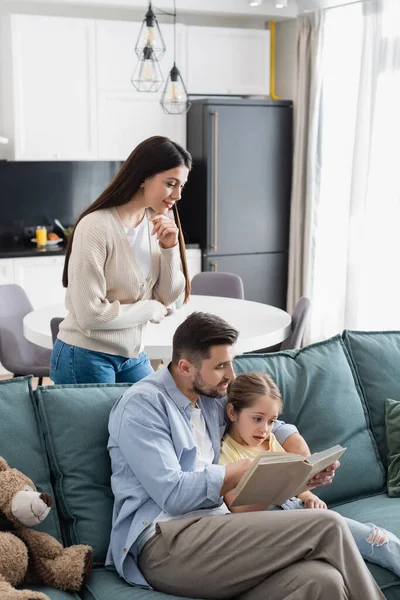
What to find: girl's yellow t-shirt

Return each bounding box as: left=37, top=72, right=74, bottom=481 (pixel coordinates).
left=218, top=432, right=285, bottom=466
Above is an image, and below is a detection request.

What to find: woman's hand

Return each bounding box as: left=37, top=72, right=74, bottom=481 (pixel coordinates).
left=149, top=213, right=179, bottom=249
left=148, top=300, right=168, bottom=324
left=298, top=491, right=327, bottom=509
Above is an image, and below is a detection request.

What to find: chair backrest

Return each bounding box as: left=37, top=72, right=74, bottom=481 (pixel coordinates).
left=0, top=283, right=33, bottom=320
left=50, top=317, right=63, bottom=344
left=0, top=284, right=50, bottom=375
left=191, top=272, right=244, bottom=300
left=280, top=297, right=311, bottom=350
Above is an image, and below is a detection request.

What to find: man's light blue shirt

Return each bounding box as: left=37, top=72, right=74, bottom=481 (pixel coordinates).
left=106, top=366, right=298, bottom=588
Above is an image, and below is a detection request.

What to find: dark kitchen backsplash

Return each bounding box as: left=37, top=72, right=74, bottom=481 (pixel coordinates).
left=0, top=161, right=122, bottom=248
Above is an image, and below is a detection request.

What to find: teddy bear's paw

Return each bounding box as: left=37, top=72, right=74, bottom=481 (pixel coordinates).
left=40, top=544, right=92, bottom=593
left=0, top=581, right=49, bottom=600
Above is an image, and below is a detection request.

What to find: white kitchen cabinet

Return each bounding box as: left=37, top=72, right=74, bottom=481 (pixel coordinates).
left=97, top=93, right=186, bottom=160
left=1, top=14, right=97, bottom=160
left=187, top=26, right=270, bottom=96
left=0, top=259, right=14, bottom=284
left=13, top=256, right=65, bottom=310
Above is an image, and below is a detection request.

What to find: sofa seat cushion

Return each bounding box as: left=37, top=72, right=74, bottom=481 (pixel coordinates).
left=0, top=376, right=61, bottom=540
left=81, top=568, right=199, bottom=600
left=343, top=330, right=400, bottom=467
left=35, top=383, right=130, bottom=566
left=19, top=585, right=80, bottom=599
left=333, top=494, right=400, bottom=597
left=233, top=336, right=386, bottom=505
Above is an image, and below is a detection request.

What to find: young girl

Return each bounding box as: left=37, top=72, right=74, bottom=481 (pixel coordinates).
left=219, top=371, right=400, bottom=578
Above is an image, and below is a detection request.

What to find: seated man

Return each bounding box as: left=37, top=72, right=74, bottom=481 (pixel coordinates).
left=106, top=312, right=384, bottom=600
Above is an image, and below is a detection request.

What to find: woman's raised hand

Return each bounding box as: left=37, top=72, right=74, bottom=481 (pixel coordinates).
left=149, top=213, right=179, bottom=249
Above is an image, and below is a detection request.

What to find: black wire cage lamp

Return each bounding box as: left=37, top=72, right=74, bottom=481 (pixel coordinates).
left=131, top=44, right=164, bottom=92
left=160, top=1, right=191, bottom=115
left=135, top=2, right=166, bottom=61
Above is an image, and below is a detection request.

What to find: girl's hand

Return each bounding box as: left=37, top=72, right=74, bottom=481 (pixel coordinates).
left=299, top=491, right=327, bottom=509
left=149, top=213, right=179, bottom=249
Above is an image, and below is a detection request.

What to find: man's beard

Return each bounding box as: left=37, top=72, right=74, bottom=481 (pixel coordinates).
left=191, top=371, right=231, bottom=398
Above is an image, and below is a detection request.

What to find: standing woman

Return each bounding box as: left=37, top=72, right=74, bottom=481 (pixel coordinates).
left=50, top=136, right=191, bottom=384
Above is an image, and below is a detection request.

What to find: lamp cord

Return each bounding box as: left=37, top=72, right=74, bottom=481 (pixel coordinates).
left=173, top=0, right=176, bottom=64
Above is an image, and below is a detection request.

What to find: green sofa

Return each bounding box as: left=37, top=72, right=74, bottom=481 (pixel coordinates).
left=0, top=331, right=399, bottom=600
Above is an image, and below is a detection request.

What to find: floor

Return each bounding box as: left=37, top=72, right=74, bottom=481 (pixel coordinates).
left=0, top=375, right=53, bottom=389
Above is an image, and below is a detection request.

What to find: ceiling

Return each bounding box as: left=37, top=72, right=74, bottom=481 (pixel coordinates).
left=3, top=0, right=364, bottom=21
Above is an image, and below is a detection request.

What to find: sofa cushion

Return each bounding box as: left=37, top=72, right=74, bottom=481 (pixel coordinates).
left=343, top=330, right=400, bottom=466
left=81, top=568, right=199, bottom=600
left=233, top=336, right=386, bottom=506
left=333, top=494, right=400, bottom=596
left=386, top=398, right=400, bottom=497
left=35, top=383, right=130, bottom=565
left=0, top=376, right=61, bottom=540
left=20, top=585, right=80, bottom=600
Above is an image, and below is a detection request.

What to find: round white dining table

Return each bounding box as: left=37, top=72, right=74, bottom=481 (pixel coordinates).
left=23, top=296, right=291, bottom=360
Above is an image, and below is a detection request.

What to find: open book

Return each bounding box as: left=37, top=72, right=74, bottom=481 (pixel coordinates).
left=231, top=445, right=346, bottom=507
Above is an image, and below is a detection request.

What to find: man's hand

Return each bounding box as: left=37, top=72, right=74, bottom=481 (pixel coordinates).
left=220, top=458, right=253, bottom=496
left=307, top=461, right=340, bottom=489
left=298, top=491, right=327, bottom=509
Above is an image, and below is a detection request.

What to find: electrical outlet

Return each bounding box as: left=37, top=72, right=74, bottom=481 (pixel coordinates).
left=24, top=226, right=36, bottom=238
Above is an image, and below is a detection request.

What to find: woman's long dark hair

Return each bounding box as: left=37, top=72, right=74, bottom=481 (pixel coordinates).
left=62, top=136, right=192, bottom=303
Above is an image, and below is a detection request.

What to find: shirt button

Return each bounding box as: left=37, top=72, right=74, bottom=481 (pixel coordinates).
left=191, top=424, right=194, bottom=428
left=180, top=407, right=184, bottom=411
left=143, top=521, right=148, bottom=525
left=123, top=547, right=127, bottom=552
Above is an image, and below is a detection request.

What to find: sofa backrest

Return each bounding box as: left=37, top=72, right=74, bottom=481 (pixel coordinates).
left=35, top=383, right=130, bottom=566
left=343, top=330, right=400, bottom=468
left=233, top=335, right=386, bottom=506
left=0, top=376, right=62, bottom=541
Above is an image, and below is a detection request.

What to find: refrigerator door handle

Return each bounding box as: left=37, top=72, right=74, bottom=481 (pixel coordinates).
left=210, top=110, right=218, bottom=253
left=210, top=261, right=218, bottom=272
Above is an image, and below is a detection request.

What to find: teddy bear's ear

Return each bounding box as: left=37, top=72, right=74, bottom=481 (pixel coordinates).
left=0, top=457, right=9, bottom=471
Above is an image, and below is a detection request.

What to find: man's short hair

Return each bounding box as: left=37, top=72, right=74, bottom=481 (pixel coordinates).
left=172, top=312, right=239, bottom=366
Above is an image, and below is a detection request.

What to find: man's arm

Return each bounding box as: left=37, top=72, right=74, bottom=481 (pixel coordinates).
left=113, top=393, right=237, bottom=516
left=281, top=432, right=311, bottom=456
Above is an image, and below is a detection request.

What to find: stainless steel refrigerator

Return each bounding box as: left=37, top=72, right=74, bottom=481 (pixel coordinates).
left=179, top=98, right=293, bottom=309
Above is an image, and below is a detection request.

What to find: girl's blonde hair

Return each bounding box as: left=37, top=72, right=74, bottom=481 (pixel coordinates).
left=227, top=372, right=283, bottom=413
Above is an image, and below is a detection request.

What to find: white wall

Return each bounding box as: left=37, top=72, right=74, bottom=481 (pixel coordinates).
left=275, top=19, right=297, bottom=102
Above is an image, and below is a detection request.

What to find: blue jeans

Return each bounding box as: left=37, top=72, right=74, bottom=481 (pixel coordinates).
left=50, top=339, right=153, bottom=384
left=269, top=499, right=400, bottom=578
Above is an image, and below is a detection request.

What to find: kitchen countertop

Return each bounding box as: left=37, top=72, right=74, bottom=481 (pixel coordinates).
left=0, top=242, right=201, bottom=259
left=0, top=244, right=67, bottom=259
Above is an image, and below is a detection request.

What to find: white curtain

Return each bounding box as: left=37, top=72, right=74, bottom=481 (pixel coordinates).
left=286, top=13, right=326, bottom=318
left=306, top=0, right=400, bottom=342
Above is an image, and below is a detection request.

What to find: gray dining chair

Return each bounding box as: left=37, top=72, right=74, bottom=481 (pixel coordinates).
left=191, top=272, right=245, bottom=300
left=0, top=284, right=51, bottom=385
left=50, top=317, right=63, bottom=344
left=280, top=297, right=311, bottom=350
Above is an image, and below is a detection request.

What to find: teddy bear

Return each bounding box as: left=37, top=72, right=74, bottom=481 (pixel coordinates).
left=0, top=457, right=93, bottom=600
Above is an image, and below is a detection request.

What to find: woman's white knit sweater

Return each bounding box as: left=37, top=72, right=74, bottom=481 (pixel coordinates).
left=58, top=207, right=185, bottom=358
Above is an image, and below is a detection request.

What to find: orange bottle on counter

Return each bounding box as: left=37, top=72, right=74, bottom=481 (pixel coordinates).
left=36, top=226, right=47, bottom=248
